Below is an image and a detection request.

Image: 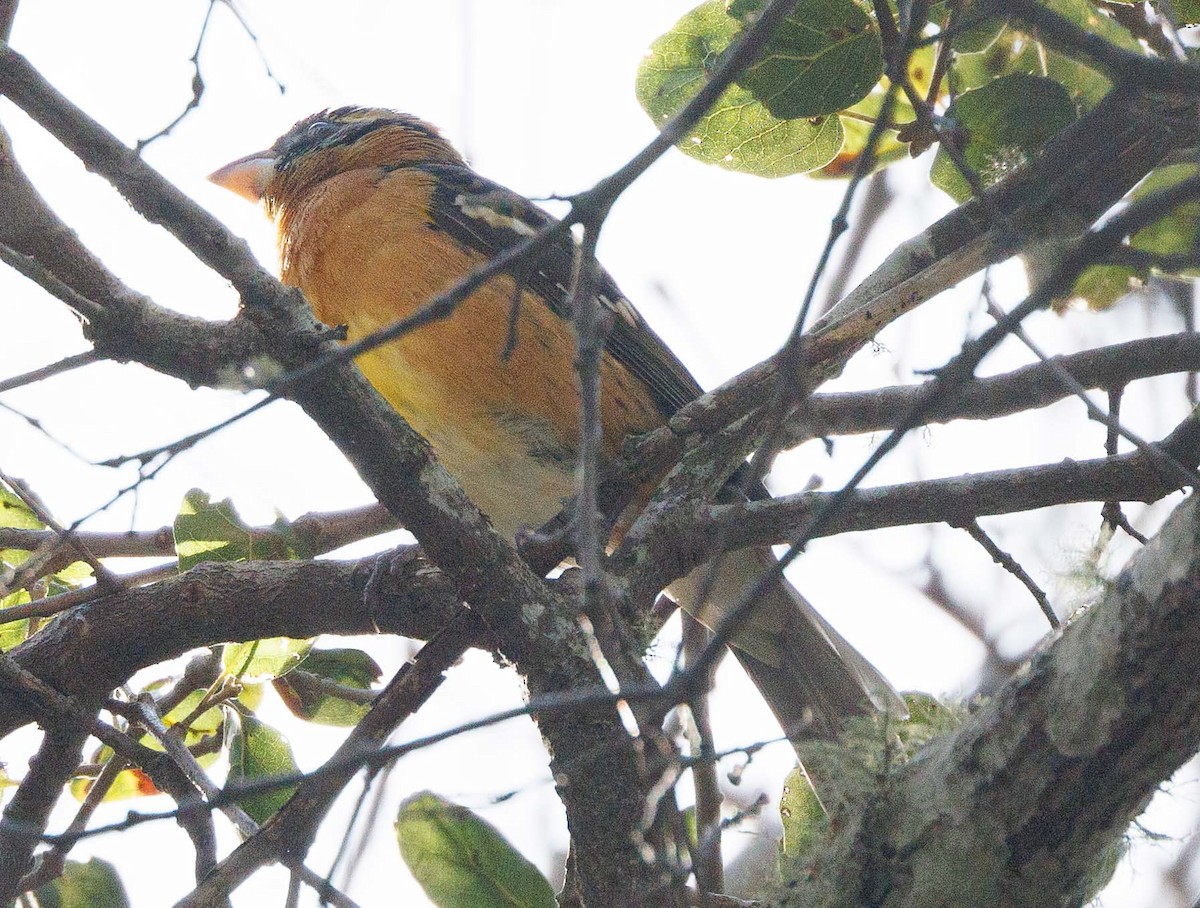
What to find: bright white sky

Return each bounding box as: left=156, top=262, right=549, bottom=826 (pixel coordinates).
left=1, top=1, right=1197, bottom=905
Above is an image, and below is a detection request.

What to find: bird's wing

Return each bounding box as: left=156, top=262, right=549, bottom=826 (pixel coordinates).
left=415, top=163, right=703, bottom=419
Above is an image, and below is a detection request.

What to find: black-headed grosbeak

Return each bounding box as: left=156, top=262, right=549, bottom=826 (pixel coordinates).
left=209, top=107, right=898, bottom=742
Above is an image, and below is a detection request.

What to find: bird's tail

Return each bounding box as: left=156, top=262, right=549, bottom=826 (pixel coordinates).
left=670, top=546, right=904, bottom=744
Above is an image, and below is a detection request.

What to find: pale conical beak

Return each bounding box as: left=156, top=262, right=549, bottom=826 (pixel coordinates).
left=208, top=151, right=276, bottom=203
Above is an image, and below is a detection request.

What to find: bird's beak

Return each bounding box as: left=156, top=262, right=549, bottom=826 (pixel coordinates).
left=207, top=151, right=276, bottom=203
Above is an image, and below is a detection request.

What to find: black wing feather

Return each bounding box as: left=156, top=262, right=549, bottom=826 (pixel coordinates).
left=415, top=163, right=702, bottom=419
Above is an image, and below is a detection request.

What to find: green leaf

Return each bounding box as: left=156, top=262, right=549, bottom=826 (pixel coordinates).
left=811, top=44, right=937, bottom=178
left=950, top=2, right=1139, bottom=109
left=273, top=647, right=381, bottom=726
left=931, top=73, right=1077, bottom=202
left=681, top=805, right=698, bottom=848
left=0, top=481, right=91, bottom=615
left=32, top=858, right=130, bottom=908
left=239, top=680, right=266, bottom=712
left=45, top=560, right=93, bottom=596
left=396, top=791, right=557, bottom=908
left=1026, top=0, right=1146, bottom=108
left=72, top=685, right=228, bottom=802
left=70, top=764, right=161, bottom=802
left=1039, top=45, right=1111, bottom=109
left=1064, top=264, right=1141, bottom=311
left=892, top=692, right=964, bottom=754
left=729, top=0, right=882, bottom=119
left=1169, top=0, right=1200, bottom=24
left=0, top=591, right=31, bottom=650
left=779, top=766, right=828, bottom=859
left=223, top=636, right=314, bottom=684
left=636, top=0, right=844, bottom=177
left=949, top=27, right=1020, bottom=92
left=173, top=489, right=312, bottom=571
left=947, top=0, right=1008, bottom=54
left=1129, top=163, right=1200, bottom=262
left=0, top=483, right=42, bottom=581
left=1060, top=162, right=1200, bottom=309
left=159, top=688, right=226, bottom=748
left=0, top=484, right=41, bottom=531
left=174, top=490, right=250, bottom=569
left=227, top=714, right=299, bottom=824
left=1042, top=0, right=1140, bottom=54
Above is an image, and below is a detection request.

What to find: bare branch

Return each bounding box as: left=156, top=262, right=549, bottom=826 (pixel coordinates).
left=700, top=416, right=1200, bottom=562
left=957, top=519, right=1056, bottom=628
left=0, top=0, right=16, bottom=42
left=0, top=349, right=98, bottom=395
left=134, top=0, right=287, bottom=152
left=0, top=724, right=89, bottom=903
left=0, top=552, right=471, bottom=738
left=0, top=503, right=395, bottom=561
left=800, top=331, right=1200, bottom=442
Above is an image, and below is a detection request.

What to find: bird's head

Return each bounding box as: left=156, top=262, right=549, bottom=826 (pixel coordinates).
left=208, top=106, right=465, bottom=214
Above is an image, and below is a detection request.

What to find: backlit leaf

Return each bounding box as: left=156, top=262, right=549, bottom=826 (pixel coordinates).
left=227, top=714, right=299, bottom=824
left=730, top=0, right=883, bottom=119
left=931, top=73, right=1076, bottom=202
left=397, top=791, right=556, bottom=908
left=636, top=0, right=844, bottom=177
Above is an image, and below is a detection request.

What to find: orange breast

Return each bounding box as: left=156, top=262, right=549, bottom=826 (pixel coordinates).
left=277, top=167, right=664, bottom=537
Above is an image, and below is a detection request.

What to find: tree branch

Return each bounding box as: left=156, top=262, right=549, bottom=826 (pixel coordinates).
left=800, top=331, right=1200, bottom=442
left=819, top=491, right=1200, bottom=905
left=0, top=503, right=395, bottom=561
left=0, top=724, right=89, bottom=903
left=996, top=0, right=1200, bottom=92
left=0, top=552, right=471, bottom=737
left=616, top=412, right=1200, bottom=599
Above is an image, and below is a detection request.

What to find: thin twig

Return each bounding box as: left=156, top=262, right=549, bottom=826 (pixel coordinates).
left=0, top=242, right=104, bottom=320
left=135, top=0, right=284, bottom=152
left=0, top=471, right=119, bottom=596
left=957, top=519, right=1057, bottom=628
left=682, top=614, right=723, bottom=897
left=812, top=171, right=894, bottom=323
left=1099, top=387, right=1149, bottom=544
left=0, top=350, right=98, bottom=394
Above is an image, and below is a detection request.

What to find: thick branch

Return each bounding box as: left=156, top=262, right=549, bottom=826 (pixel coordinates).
left=803, top=331, right=1200, bottom=441
left=0, top=552, right=470, bottom=737
left=0, top=724, right=89, bottom=903
left=821, top=492, right=1200, bottom=906
left=0, top=127, right=262, bottom=386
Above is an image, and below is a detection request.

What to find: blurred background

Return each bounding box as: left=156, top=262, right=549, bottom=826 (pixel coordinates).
left=1, top=1, right=1197, bottom=904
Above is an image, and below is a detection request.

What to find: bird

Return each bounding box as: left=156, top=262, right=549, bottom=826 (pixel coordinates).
left=209, top=106, right=900, bottom=745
